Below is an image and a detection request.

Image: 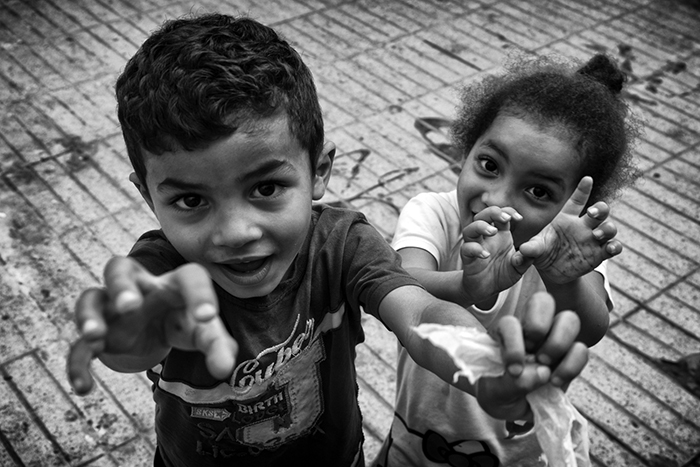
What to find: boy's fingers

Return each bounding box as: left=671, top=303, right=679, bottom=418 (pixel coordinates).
left=512, top=363, right=552, bottom=391
left=562, top=176, right=593, bottom=216
left=167, top=263, right=219, bottom=321
left=536, top=310, right=581, bottom=366
left=550, top=342, right=589, bottom=387
left=193, top=318, right=239, bottom=380
left=521, top=292, right=556, bottom=352
left=67, top=337, right=102, bottom=395
left=495, top=316, right=525, bottom=377
left=75, top=288, right=110, bottom=339
left=103, top=256, right=147, bottom=313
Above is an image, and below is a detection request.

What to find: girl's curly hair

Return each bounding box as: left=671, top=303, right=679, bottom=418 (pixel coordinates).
left=451, top=52, right=642, bottom=204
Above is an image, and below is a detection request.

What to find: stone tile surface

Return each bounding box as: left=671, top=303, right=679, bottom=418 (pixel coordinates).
left=1, top=0, right=699, bottom=465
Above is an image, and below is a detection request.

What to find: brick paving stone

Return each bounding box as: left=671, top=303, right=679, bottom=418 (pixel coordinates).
left=1, top=0, right=700, bottom=465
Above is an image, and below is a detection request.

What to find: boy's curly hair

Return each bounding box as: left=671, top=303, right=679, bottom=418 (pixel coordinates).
left=116, top=13, right=324, bottom=185
left=451, top=52, right=641, bottom=204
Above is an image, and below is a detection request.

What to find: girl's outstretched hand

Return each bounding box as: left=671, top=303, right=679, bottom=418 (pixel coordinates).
left=460, top=206, right=533, bottom=305
left=514, top=176, right=622, bottom=285
left=67, top=257, right=238, bottom=395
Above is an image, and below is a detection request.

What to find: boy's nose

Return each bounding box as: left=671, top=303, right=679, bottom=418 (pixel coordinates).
left=211, top=208, right=263, bottom=248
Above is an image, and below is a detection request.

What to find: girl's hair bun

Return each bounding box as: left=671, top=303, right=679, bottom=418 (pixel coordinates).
left=576, top=53, right=627, bottom=94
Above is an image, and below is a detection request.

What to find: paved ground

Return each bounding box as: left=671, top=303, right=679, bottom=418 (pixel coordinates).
left=0, top=0, right=699, bottom=465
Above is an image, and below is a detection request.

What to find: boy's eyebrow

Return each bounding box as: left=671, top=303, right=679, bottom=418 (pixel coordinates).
left=156, top=159, right=293, bottom=192
left=156, top=178, right=207, bottom=192
left=238, top=158, right=293, bottom=183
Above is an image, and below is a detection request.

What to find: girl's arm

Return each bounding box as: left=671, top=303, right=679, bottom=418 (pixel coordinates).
left=542, top=270, right=610, bottom=346
left=398, top=206, right=529, bottom=310
left=398, top=247, right=473, bottom=307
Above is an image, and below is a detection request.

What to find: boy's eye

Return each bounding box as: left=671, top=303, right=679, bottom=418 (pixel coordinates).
left=174, top=195, right=205, bottom=210
left=254, top=182, right=279, bottom=198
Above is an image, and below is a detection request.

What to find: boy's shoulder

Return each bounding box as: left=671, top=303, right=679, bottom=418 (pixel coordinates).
left=310, top=203, right=391, bottom=253
left=311, top=203, right=370, bottom=232
left=128, top=229, right=185, bottom=275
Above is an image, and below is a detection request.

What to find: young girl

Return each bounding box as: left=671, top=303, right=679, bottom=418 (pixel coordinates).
left=373, top=53, right=640, bottom=466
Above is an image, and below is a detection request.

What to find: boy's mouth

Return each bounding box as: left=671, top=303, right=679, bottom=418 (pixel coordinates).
left=225, top=257, right=268, bottom=274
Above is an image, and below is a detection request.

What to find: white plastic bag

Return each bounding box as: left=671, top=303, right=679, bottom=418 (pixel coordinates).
left=414, top=323, right=591, bottom=467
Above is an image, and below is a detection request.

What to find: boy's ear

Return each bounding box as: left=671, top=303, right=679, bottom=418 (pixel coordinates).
left=312, top=141, right=336, bottom=201
left=128, top=172, right=155, bottom=213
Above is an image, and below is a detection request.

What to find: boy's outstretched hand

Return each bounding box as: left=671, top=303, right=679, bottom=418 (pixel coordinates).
left=67, top=257, right=238, bottom=395
left=475, top=292, right=588, bottom=420
left=514, top=176, right=622, bottom=285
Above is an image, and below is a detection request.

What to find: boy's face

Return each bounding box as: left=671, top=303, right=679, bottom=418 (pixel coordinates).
left=133, top=112, right=334, bottom=298
left=457, top=114, right=581, bottom=248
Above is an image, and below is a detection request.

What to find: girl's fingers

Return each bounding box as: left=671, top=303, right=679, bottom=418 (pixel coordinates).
left=592, top=220, right=618, bottom=243
left=585, top=201, right=611, bottom=230
left=605, top=239, right=623, bottom=257
left=461, top=241, right=490, bottom=259
left=463, top=220, right=498, bottom=241
left=472, top=206, right=521, bottom=231
left=561, top=176, right=593, bottom=216
left=510, top=251, right=535, bottom=274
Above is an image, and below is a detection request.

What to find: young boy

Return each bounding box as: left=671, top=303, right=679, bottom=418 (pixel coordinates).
left=66, top=14, right=588, bottom=467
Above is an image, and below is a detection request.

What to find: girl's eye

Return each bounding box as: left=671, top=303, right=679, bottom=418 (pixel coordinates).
left=478, top=157, right=498, bottom=174
left=528, top=186, right=551, bottom=201
left=174, top=195, right=205, bottom=210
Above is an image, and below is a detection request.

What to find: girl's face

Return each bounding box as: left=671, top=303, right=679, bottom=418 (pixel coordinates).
left=457, top=114, right=582, bottom=248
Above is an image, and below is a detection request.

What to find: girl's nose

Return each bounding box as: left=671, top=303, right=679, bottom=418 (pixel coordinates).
left=481, top=185, right=511, bottom=208
left=211, top=206, right=263, bottom=249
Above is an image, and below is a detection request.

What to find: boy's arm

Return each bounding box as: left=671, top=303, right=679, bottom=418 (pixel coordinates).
left=67, top=257, right=237, bottom=395
left=377, top=286, right=588, bottom=420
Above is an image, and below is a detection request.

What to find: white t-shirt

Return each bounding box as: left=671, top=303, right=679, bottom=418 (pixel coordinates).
left=372, top=190, right=611, bottom=467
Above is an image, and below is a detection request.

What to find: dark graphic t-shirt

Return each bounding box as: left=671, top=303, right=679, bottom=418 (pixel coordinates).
left=129, top=205, right=420, bottom=467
